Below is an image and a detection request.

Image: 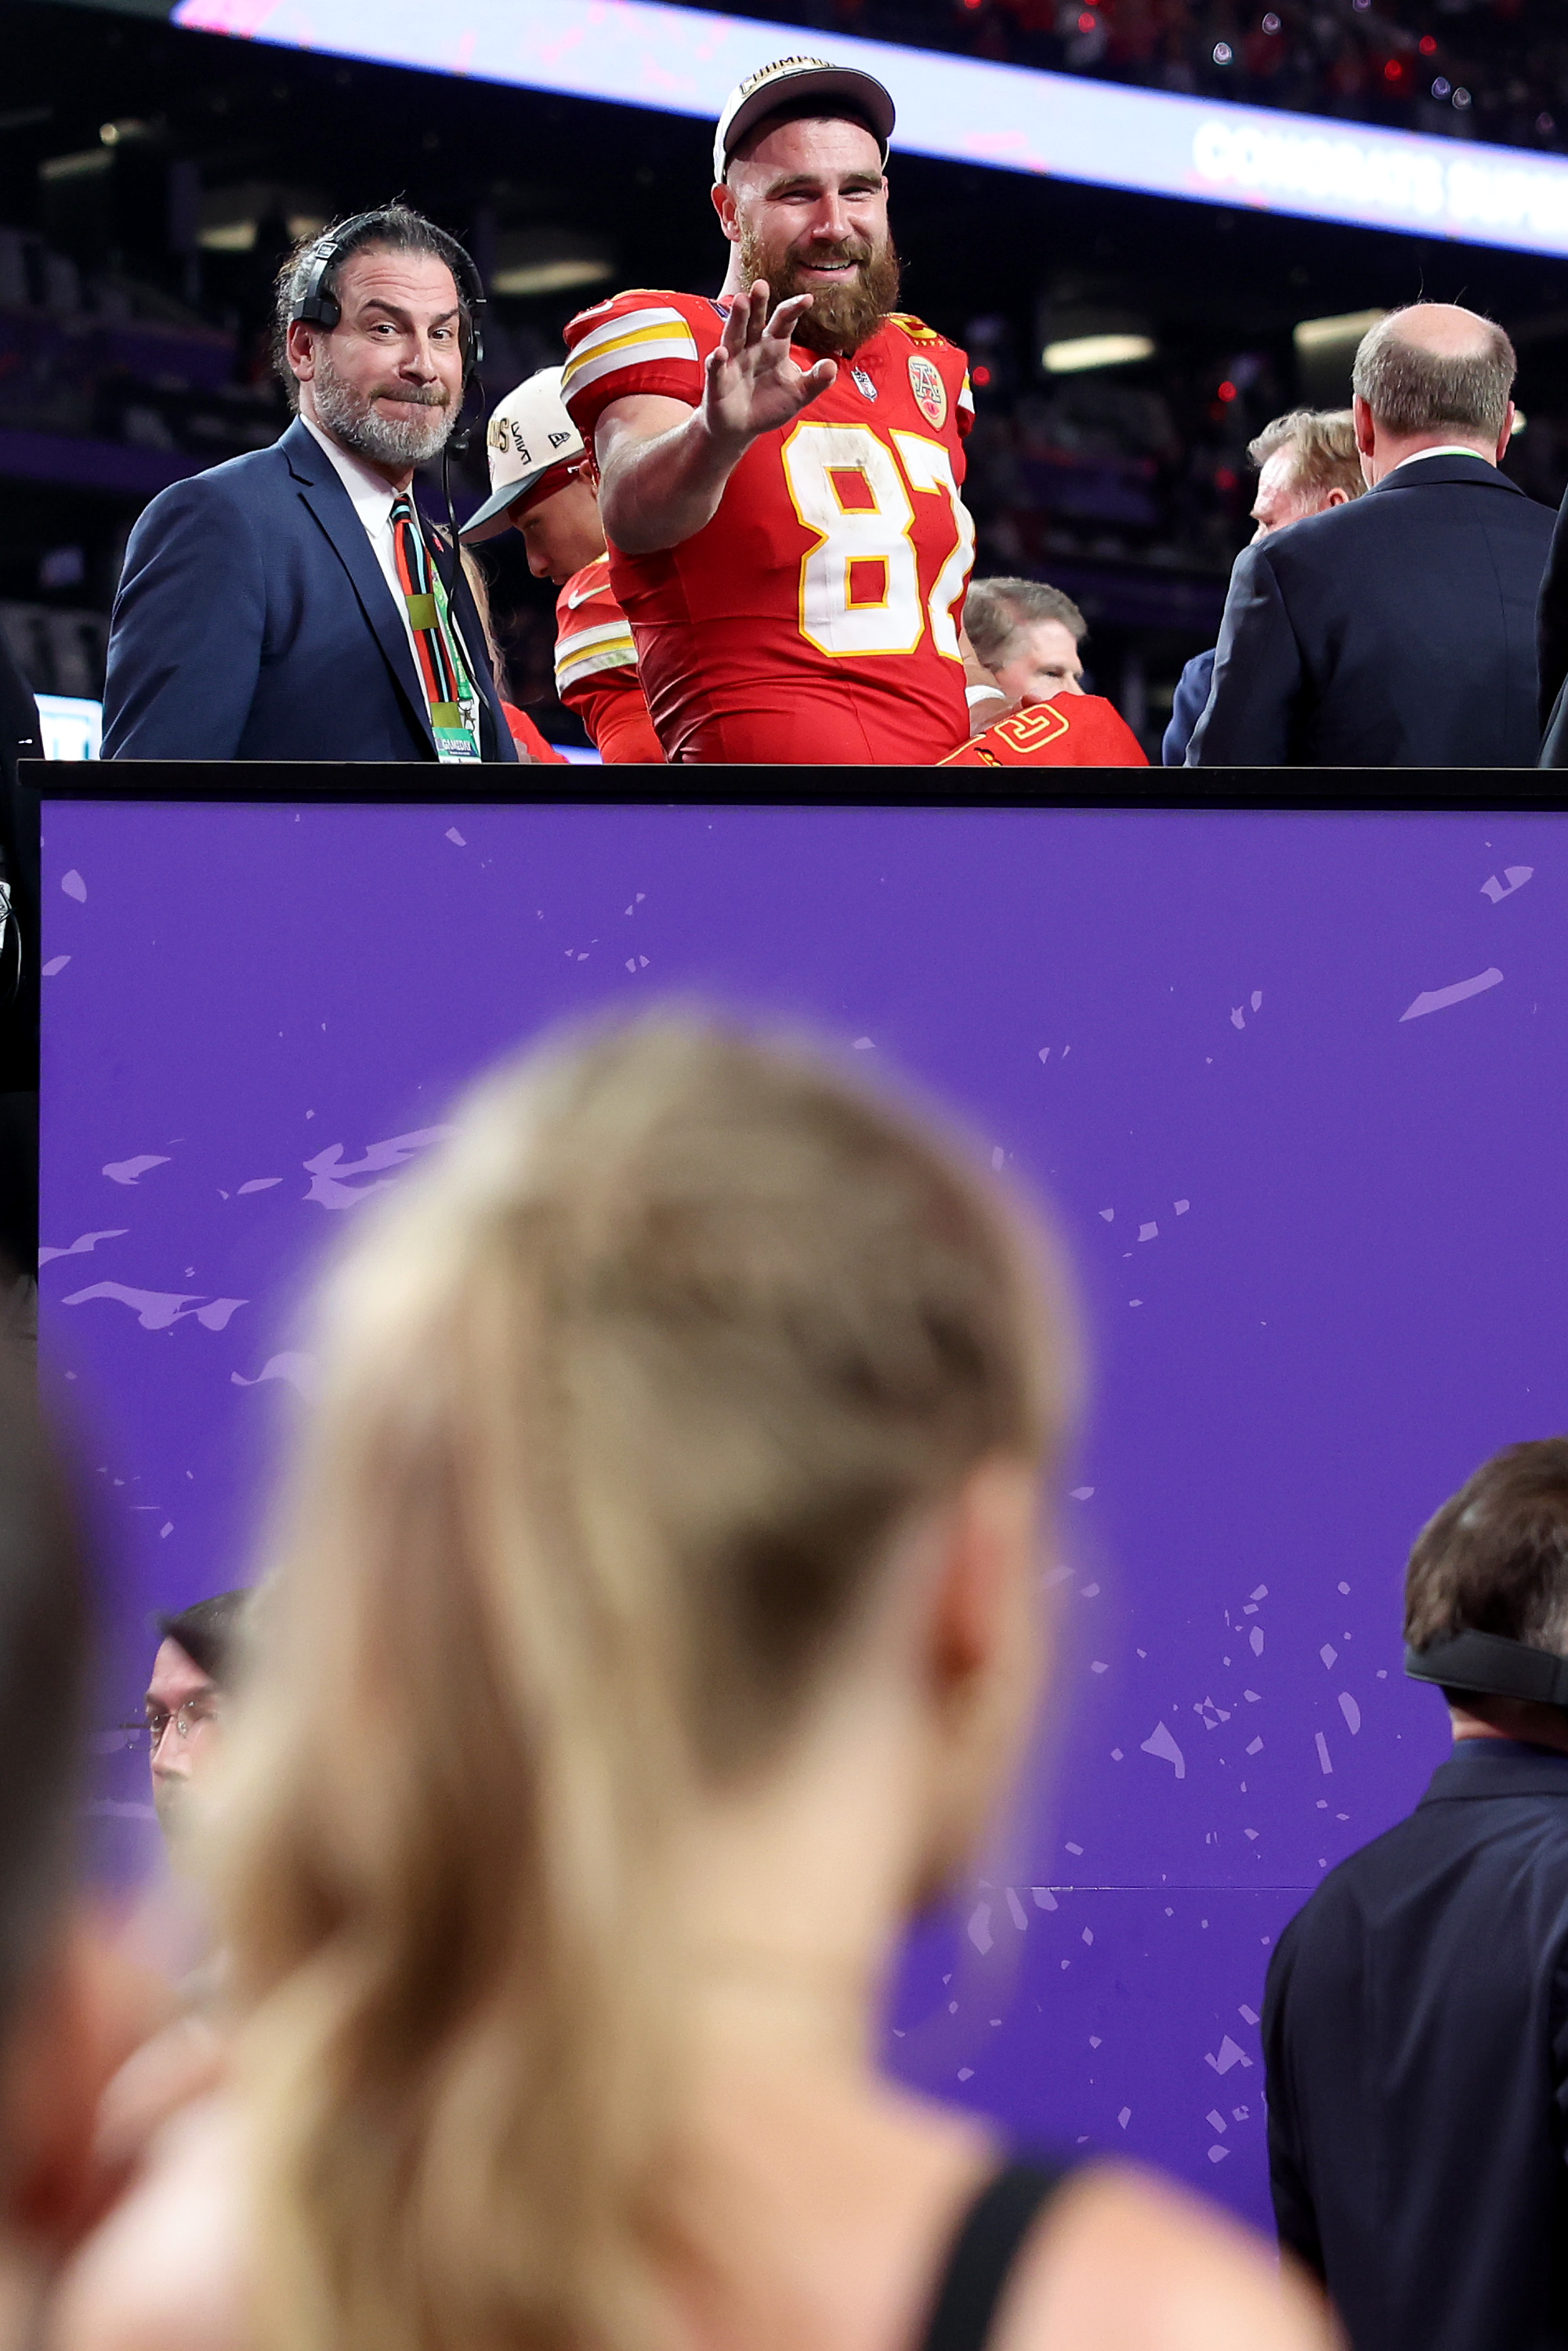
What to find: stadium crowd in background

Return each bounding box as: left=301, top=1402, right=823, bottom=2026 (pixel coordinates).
left=766, top=0, right=1566, bottom=154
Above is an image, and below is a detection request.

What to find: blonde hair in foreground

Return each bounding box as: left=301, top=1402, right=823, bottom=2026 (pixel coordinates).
left=217, top=1013, right=1074, bottom=2351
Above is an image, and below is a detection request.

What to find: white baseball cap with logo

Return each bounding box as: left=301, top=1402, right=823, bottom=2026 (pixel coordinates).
left=712, top=55, right=896, bottom=183
left=460, top=364, right=588, bottom=544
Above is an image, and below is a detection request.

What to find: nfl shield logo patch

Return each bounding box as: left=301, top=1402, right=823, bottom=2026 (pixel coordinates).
left=907, top=353, right=947, bottom=429
left=850, top=364, right=878, bottom=401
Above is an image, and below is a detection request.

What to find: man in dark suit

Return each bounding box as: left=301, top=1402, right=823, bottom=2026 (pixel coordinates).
left=103, top=205, right=518, bottom=765
left=1161, top=408, right=1363, bottom=764
left=1264, top=1439, right=1568, bottom=2351
left=1188, top=304, right=1553, bottom=768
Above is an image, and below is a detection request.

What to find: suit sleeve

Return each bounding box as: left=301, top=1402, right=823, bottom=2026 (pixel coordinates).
left=1186, top=543, right=1301, bottom=768
left=1262, top=1930, right=1326, bottom=2280
left=1163, top=648, right=1215, bottom=766
left=103, top=479, right=265, bottom=760
left=1536, top=483, right=1568, bottom=735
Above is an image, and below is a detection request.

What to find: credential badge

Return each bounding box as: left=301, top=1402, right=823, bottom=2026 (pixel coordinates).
left=907, top=353, right=947, bottom=429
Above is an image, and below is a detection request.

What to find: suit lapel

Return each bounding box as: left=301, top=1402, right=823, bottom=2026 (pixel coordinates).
left=282, top=419, right=436, bottom=755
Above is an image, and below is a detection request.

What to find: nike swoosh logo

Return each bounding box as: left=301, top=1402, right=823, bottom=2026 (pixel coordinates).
left=567, top=581, right=614, bottom=608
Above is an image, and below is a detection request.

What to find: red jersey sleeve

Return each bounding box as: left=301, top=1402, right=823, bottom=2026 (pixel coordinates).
left=939, top=695, right=1150, bottom=767
left=553, top=561, right=662, bottom=763
left=589, top=689, right=663, bottom=764
left=561, top=290, right=708, bottom=444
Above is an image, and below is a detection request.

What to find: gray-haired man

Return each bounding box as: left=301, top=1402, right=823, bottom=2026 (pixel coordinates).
left=1187, top=303, right=1554, bottom=769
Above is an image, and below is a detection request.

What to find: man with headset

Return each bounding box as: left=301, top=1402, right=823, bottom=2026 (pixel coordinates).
left=1264, top=1438, right=1568, bottom=2351
left=103, top=205, right=519, bottom=764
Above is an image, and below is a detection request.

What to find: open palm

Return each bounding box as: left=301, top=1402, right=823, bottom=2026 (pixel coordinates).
left=703, top=281, right=838, bottom=445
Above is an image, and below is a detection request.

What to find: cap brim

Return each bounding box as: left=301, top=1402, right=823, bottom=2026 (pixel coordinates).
left=461, top=451, right=589, bottom=542
left=459, top=476, right=536, bottom=543
left=719, top=65, right=895, bottom=177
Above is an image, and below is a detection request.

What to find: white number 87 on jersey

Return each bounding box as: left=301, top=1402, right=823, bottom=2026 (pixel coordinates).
left=780, top=422, right=976, bottom=661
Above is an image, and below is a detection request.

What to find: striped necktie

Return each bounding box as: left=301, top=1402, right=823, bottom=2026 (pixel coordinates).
left=389, top=493, right=478, bottom=754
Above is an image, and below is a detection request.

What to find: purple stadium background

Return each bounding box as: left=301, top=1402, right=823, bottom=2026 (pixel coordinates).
left=37, top=795, right=1568, bottom=2231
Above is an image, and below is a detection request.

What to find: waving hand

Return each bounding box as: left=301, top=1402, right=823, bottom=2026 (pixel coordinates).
left=702, top=282, right=837, bottom=447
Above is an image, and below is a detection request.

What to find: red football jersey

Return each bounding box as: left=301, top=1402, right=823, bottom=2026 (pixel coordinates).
left=561, top=291, right=976, bottom=766
left=554, top=556, right=663, bottom=764
left=940, top=695, right=1149, bottom=768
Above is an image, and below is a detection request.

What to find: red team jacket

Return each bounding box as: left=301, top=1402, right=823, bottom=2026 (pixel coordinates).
left=940, top=695, right=1149, bottom=766
left=553, top=555, right=664, bottom=763
left=562, top=291, right=976, bottom=766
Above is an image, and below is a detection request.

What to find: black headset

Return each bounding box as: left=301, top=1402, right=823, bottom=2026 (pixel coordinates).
left=1405, top=1629, right=1568, bottom=1712
left=288, top=207, right=487, bottom=379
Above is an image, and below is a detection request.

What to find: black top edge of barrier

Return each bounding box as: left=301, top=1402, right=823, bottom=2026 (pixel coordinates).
left=20, top=760, right=1568, bottom=813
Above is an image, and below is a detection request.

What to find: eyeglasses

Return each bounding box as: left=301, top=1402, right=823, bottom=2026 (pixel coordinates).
left=114, top=1699, right=219, bottom=1755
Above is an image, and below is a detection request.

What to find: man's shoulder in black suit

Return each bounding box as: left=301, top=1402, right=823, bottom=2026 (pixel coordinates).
left=1273, top=1738, right=1568, bottom=1975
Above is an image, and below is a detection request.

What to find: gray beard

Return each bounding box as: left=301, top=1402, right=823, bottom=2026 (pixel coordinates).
left=312, top=347, right=454, bottom=467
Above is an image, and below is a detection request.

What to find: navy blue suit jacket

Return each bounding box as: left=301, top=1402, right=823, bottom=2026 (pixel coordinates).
left=1187, top=455, right=1554, bottom=768
left=103, top=418, right=517, bottom=763
left=1534, top=480, right=1568, bottom=763
left=1162, top=647, right=1214, bottom=766
left=1264, top=1741, right=1568, bottom=2351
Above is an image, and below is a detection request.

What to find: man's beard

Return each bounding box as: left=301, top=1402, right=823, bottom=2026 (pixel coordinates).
left=738, top=225, right=900, bottom=359
left=312, top=343, right=454, bottom=466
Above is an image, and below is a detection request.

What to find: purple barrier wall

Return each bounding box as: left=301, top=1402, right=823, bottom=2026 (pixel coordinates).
left=39, top=797, right=1567, bottom=2232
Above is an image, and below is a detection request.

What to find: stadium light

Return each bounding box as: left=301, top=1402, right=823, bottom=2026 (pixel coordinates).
left=1294, top=310, right=1385, bottom=352
left=1042, top=333, right=1156, bottom=373
left=171, top=0, right=1568, bottom=260
left=491, top=230, right=614, bottom=299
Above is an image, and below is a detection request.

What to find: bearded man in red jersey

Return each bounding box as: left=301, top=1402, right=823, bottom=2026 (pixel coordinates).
left=561, top=56, right=976, bottom=766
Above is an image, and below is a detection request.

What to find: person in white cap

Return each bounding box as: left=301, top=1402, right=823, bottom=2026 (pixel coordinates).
left=560, top=56, right=977, bottom=766
left=463, top=368, right=660, bottom=763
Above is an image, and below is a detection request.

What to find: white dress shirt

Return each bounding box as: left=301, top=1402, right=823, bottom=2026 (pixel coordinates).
left=299, top=413, right=425, bottom=686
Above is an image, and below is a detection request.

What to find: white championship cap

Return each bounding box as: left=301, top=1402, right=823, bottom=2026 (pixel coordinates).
left=460, top=364, right=587, bottom=544
left=712, top=54, right=896, bottom=183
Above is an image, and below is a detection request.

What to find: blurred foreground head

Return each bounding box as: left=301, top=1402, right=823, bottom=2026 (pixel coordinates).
left=0, top=1359, right=87, bottom=2030
left=220, top=1014, right=1075, bottom=2351
left=0, top=1356, right=147, bottom=2293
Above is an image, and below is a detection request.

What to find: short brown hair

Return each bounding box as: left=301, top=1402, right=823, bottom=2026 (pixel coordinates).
left=1353, top=307, right=1515, bottom=440
left=1247, top=408, right=1365, bottom=503
left=964, top=578, right=1086, bottom=672
left=1405, top=1439, right=1568, bottom=1654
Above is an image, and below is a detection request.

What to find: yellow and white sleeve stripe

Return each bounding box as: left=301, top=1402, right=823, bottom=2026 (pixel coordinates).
left=556, top=617, right=639, bottom=695
left=560, top=306, right=701, bottom=404
left=958, top=371, right=975, bottom=418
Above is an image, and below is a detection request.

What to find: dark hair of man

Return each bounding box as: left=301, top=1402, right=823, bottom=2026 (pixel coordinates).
left=1246, top=408, right=1365, bottom=504
left=963, top=578, right=1088, bottom=673
left=1405, top=1441, right=1568, bottom=1692
left=272, top=205, right=470, bottom=415
left=1352, top=306, right=1516, bottom=439
left=154, top=1587, right=249, bottom=1688
left=0, top=1356, right=88, bottom=2034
